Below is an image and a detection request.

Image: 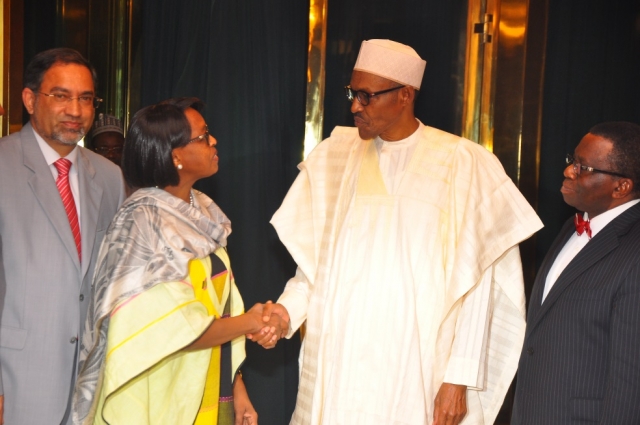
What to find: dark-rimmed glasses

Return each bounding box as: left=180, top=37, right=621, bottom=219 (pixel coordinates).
left=38, top=92, right=103, bottom=108
left=94, top=146, right=123, bottom=154
left=187, top=126, right=213, bottom=145
left=344, top=85, right=405, bottom=106
left=565, top=154, right=626, bottom=178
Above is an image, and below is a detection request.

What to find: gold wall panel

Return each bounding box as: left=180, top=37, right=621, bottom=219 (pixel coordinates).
left=1, top=0, right=24, bottom=136
left=303, top=0, right=327, bottom=159
left=462, top=0, right=547, bottom=292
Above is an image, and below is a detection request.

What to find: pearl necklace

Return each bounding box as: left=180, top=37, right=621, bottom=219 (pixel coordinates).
left=189, top=192, right=194, bottom=207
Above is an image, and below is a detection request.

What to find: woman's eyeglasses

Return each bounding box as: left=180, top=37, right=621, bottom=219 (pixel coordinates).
left=187, top=126, right=213, bottom=146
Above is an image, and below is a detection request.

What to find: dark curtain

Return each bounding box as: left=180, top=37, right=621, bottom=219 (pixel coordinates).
left=23, top=0, right=58, bottom=125
left=140, top=1, right=308, bottom=423
left=322, top=0, right=468, bottom=139
left=536, top=0, right=640, bottom=265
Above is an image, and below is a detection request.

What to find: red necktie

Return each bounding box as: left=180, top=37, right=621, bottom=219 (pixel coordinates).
left=574, top=213, right=592, bottom=239
left=54, top=158, right=82, bottom=262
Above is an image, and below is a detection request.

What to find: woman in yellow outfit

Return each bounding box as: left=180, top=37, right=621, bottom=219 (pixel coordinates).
left=73, top=98, right=282, bottom=425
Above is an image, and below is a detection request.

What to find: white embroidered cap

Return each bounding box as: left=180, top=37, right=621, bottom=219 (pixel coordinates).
left=92, top=113, right=124, bottom=137
left=354, top=39, right=426, bottom=89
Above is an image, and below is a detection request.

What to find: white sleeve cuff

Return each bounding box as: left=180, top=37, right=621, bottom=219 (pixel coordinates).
left=277, top=267, right=312, bottom=339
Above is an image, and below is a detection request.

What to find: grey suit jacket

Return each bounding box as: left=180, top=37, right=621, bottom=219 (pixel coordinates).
left=0, top=123, right=125, bottom=424
left=512, top=202, right=640, bottom=424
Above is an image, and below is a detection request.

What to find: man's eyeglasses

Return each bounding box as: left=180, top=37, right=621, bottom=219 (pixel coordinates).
left=344, top=85, right=405, bottom=106
left=94, top=146, right=123, bottom=154
left=187, top=126, right=213, bottom=145
left=38, top=92, right=103, bottom=108
left=565, top=154, right=626, bottom=178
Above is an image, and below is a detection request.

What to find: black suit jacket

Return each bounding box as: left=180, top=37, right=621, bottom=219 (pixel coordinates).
left=512, top=202, right=640, bottom=425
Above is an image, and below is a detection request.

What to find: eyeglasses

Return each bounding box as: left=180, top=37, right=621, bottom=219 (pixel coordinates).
left=94, top=146, right=123, bottom=154
left=187, top=126, right=213, bottom=145
left=344, top=85, right=405, bottom=106
left=565, top=154, right=627, bottom=178
left=38, top=92, right=103, bottom=108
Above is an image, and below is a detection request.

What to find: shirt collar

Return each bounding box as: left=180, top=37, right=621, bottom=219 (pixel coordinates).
left=374, top=119, right=423, bottom=150
left=32, top=126, right=79, bottom=166
left=583, top=198, right=640, bottom=237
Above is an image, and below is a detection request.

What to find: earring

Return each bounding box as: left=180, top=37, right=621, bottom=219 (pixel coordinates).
left=177, top=164, right=183, bottom=170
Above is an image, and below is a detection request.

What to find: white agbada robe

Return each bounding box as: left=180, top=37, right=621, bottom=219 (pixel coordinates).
left=272, top=123, right=543, bottom=424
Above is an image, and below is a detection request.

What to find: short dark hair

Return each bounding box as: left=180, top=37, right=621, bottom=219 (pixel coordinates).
left=24, top=48, right=98, bottom=92
left=589, top=121, right=640, bottom=197
left=122, top=97, right=204, bottom=188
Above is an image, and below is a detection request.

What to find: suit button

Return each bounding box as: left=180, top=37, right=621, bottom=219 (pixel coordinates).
left=79, top=294, right=85, bottom=301
left=527, top=347, right=534, bottom=355
left=70, top=336, right=78, bottom=344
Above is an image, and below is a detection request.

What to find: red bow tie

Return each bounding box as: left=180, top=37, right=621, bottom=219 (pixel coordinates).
left=574, top=213, right=592, bottom=239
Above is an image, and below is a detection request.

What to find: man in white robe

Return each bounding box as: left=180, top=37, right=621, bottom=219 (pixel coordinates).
left=262, top=39, right=543, bottom=425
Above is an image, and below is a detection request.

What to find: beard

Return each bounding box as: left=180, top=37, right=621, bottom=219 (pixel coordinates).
left=50, top=126, right=86, bottom=146
left=32, top=115, right=88, bottom=146
left=30, top=98, right=89, bottom=146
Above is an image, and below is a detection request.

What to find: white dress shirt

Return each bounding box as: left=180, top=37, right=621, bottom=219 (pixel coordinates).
left=34, top=127, right=82, bottom=231
left=542, top=199, right=640, bottom=302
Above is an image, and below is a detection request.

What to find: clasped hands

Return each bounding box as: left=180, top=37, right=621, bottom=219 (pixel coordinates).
left=246, top=301, right=290, bottom=349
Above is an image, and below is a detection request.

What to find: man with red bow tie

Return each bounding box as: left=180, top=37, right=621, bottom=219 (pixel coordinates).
left=512, top=121, right=640, bottom=425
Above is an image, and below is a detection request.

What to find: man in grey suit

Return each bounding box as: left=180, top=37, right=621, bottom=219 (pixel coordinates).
left=0, top=48, right=125, bottom=424
left=512, top=121, right=640, bottom=424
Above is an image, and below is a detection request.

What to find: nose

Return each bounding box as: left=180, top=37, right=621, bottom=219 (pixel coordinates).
left=208, top=134, right=217, bottom=147
left=563, top=163, right=577, bottom=179
left=64, top=98, right=83, bottom=117
left=350, top=98, right=363, bottom=114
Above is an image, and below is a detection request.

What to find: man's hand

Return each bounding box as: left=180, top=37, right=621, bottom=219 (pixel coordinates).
left=432, top=383, right=467, bottom=425
left=246, top=301, right=290, bottom=349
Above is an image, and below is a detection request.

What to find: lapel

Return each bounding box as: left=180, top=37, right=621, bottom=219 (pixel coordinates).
left=22, top=123, right=81, bottom=273
left=527, top=219, right=574, bottom=320
left=77, top=147, right=103, bottom=281
left=527, top=203, right=640, bottom=336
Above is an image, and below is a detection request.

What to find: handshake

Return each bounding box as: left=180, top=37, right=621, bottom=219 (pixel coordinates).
left=245, top=301, right=290, bottom=349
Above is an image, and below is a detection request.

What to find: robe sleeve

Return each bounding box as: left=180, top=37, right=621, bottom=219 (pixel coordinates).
left=278, top=267, right=312, bottom=339
left=443, top=266, right=492, bottom=390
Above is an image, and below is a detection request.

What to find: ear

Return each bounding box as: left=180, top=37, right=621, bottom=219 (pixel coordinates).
left=171, top=148, right=183, bottom=168
left=612, top=178, right=634, bottom=199
left=399, top=86, right=413, bottom=106
left=22, top=88, right=36, bottom=115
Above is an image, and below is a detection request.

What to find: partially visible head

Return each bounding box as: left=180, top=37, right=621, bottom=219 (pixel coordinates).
left=561, top=121, right=640, bottom=217
left=22, top=48, right=99, bottom=153
left=92, top=113, right=125, bottom=166
left=122, top=97, right=217, bottom=189
left=589, top=121, right=640, bottom=197
left=23, top=48, right=97, bottom=92
left=347, top=40, right=426, bottom=140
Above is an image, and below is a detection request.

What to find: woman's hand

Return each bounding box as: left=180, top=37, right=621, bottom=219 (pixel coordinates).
left=245, top=303, right=278, bottom=342
left=246, top=301, right=290, bottom=349
left=233, top=373, right=258, bottom=425
left=186, top=303, right=275, bottom=350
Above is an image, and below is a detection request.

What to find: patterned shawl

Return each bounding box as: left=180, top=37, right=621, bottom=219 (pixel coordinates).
left=72, top=187, right=231, bottom=424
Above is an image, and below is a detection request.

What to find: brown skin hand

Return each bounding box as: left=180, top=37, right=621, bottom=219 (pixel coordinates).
left=433, top=383, right=468, bottom=425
